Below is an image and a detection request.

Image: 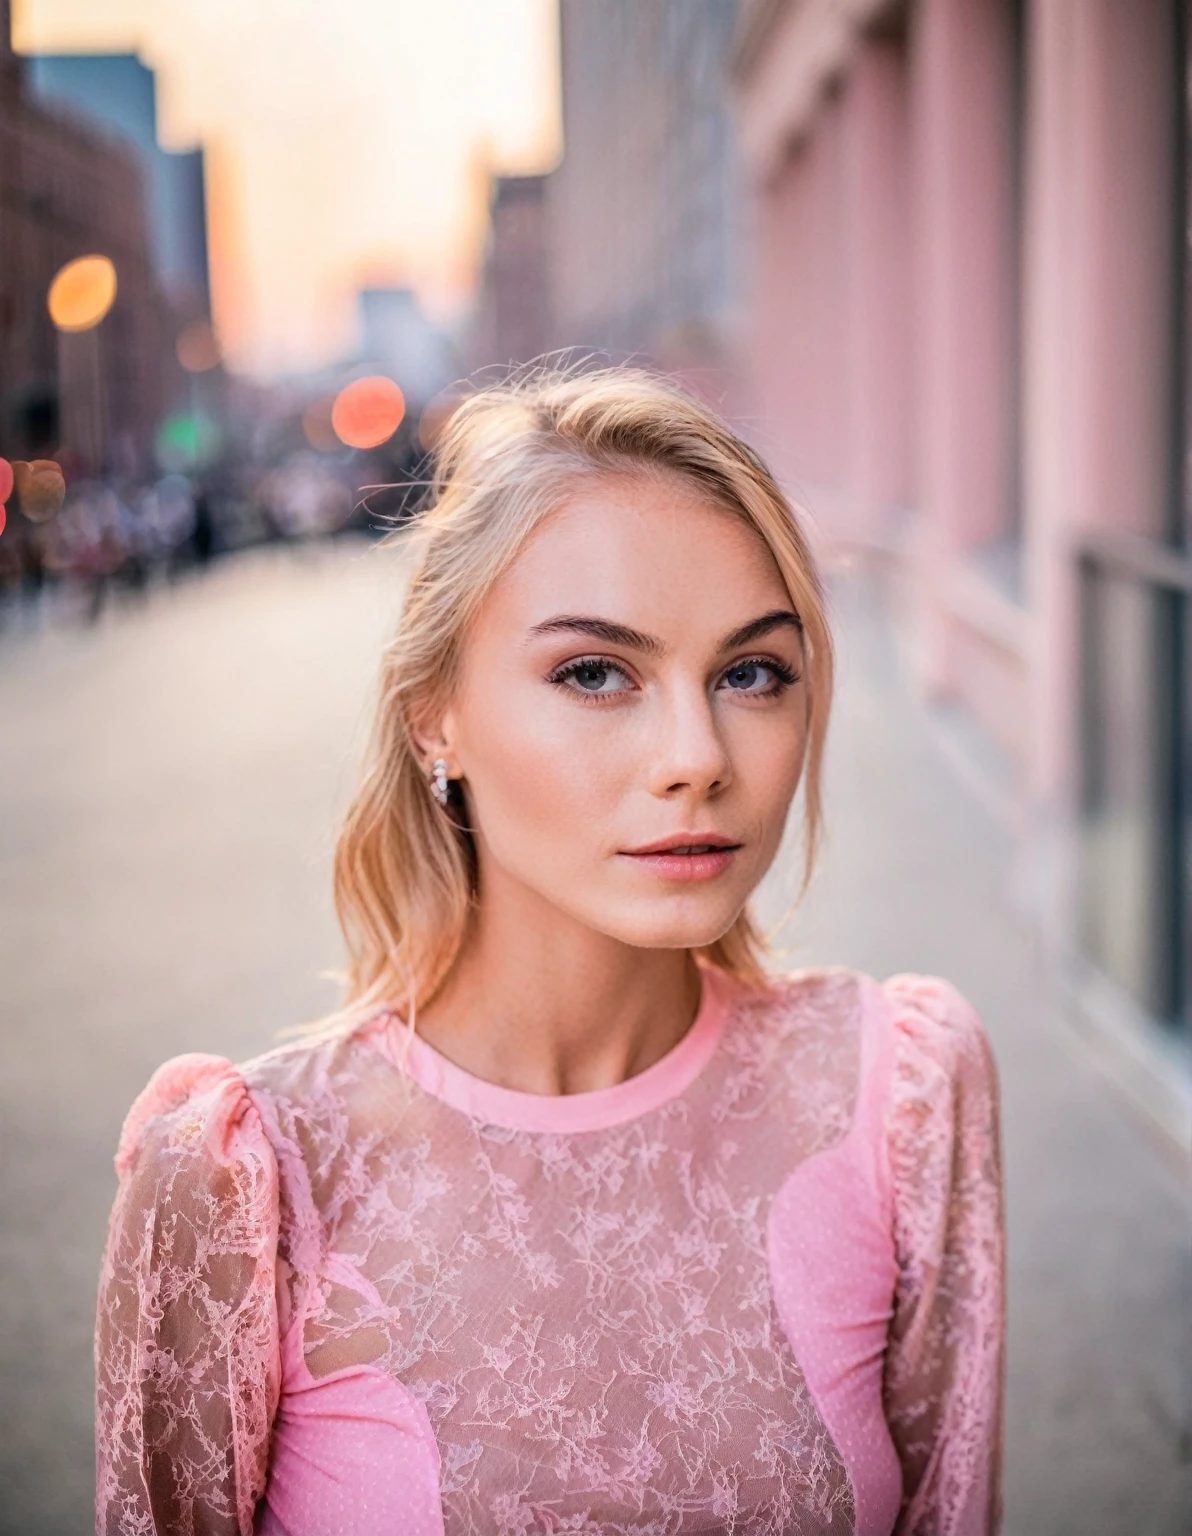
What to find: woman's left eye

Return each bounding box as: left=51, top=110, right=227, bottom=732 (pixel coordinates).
left=719, top=658, right=797, bottom=695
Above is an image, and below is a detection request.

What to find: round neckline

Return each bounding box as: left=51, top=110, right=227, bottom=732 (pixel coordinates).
left=376, top=965, right=736, bottom=1133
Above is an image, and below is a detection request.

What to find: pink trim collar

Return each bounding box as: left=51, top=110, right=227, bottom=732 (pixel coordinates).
left=377, top=966, right=735, bottom=1133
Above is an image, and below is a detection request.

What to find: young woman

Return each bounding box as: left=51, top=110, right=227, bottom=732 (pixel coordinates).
left=95, top=370, right=1004, bottom=1536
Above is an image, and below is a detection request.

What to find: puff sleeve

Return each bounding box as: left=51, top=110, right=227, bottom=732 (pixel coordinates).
left=881, top=977, right=1006, bottom=1536
left=95, top=1055, right=282, bottom=1536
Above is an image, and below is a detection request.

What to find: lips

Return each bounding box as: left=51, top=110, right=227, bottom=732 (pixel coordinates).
left=624, top=835, right=741, bottom=856
left=619, top=835, right=743, bottom=882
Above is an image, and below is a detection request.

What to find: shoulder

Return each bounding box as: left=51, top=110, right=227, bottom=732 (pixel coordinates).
left=719, top=968, right=872, bottom=1130
left=727, top=967, right=994, bottom=1084
left=721, top=966, right=870, bottom=1067
left=729, top=966, right=974, bottom=1079
left=115, top=1052, right=265, bottom=1180
left=107, top=1053, right=282, bottom=1283
left=737, top=969, right=999, bottom=1165
left=731, top=964, right=869, bottom=1039
left=114, top=1013, right=383, bottom=1182
left=878, top=973, right=999, bottom=1111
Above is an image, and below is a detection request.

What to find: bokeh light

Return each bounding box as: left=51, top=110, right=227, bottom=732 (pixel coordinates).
left=12, top=460, right=67, bottom=522
left=156, top=411, right=222, bottom=473
left=260, top=455, right=354, bottom=536
left=176, top=319, right=222, bottom=373
left=331, top=376, right=405, bottom=449
left=301, top=397, right=339, bottom=453
left=0, top=456, right=13, bottom=506
left=47, top=255, right=118, bottom=332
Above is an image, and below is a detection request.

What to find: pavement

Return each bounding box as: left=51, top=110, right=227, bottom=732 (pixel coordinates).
left=1, top=539, right=1188, bottom=1535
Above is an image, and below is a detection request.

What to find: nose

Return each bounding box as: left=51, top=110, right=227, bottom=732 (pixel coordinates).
left=646, top=679, right=732, bottom=799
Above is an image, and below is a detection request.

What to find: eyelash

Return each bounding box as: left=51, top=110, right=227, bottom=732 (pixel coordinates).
left=544, top=656, right=625, bottom=697
left=732, top=655, right=801, bottom=690
left=546, top=654, right=801, bottom=700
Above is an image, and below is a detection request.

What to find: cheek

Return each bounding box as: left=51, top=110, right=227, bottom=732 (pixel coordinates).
left=723, top=704, right=809, bottom=842
left=455, top=681, right=627, bottom=859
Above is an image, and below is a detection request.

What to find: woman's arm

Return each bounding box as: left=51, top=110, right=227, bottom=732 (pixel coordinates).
left=95, top=1055, right=282, bottom=1536
left=881, top=977, right=1006, bottom=1536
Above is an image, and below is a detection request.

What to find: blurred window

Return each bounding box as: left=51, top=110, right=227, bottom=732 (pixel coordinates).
left=1077, top=1, right=1191, bottom=1033
left=1078, top=560, right=1186, bottom=1026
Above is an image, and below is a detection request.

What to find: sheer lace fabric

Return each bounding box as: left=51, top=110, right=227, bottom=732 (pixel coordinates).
left=96, top=969, right=1004, bottom=1536
left=95, top=1058, right=281, bottom=1536
left=881, top=978, right=1005, bottom=1534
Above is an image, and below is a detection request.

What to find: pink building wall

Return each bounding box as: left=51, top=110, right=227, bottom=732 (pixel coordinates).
left=1024, top=0, right=1177, bottom=807
left=750, top=44, right=914, bottom=552
left=910, top=0, right=1018, bottom=709
left=736, top=0, right=1186, bottom=1074
left=841, top=41, right=915, bottom=538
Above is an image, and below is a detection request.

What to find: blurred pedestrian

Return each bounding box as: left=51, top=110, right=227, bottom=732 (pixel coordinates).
left=191, top=485, right=217, bottom=565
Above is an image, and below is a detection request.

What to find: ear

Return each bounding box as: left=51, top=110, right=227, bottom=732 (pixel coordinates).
left=408, top=702, right=461, bottom=779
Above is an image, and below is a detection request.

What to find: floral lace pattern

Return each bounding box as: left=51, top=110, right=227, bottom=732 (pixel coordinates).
left=95, top=1058, right=280, bottom=1536
left=881, top=978, right=1005, bottom=1535
left=95, top=970, right=1005, bottom=1536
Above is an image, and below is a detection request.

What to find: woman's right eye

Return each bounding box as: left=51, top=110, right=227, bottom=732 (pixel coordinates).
left=548, top=657, right=635, bottom=696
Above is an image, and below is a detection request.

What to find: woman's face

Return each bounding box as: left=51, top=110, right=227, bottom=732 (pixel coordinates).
left=436, top=472, right=810, bottom=952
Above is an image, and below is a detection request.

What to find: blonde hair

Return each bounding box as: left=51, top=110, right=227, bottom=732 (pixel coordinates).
left=334, top=367, right=833, bottom=1015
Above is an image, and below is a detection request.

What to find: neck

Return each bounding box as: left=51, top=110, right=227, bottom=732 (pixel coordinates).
left=415, top=873, right=702, bottom=1098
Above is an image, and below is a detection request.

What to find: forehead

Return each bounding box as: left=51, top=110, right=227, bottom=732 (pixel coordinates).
left=484, top=472, right=791, bottom=636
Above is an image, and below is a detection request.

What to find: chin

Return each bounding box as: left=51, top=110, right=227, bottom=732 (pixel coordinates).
left=602, top=897, right=745, bottom=953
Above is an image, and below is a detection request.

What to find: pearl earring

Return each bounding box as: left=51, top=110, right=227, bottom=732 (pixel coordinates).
left=430, top=758, right=450, bottom=807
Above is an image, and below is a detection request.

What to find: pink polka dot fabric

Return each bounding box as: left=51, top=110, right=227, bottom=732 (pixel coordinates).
left=258, top=1364, right=443, bottom=1536
left=96, top=968, right=1004, bottom=1534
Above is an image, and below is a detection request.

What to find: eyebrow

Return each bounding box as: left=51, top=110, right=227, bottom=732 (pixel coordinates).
left=527, top=615, right=665, bottom=654
left=526, top=608, right=802, bottom=656
left=719, top=609, right=803, bottom=651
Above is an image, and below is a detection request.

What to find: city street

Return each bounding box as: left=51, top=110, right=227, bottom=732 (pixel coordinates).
left=1, top=540, right=1188, bottom=1535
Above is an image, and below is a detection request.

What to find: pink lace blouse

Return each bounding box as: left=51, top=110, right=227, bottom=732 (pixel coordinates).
left=95, top=968, right=1004, bottom=1535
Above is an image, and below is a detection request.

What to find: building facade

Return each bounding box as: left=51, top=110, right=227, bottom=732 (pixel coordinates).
left=735, top=0, right=1190, bottom=1136
left=472, top=174, right=551, bottom=371
left=547, top=0, right=741, bottom=367
left=26, top=53, right=210, bottom=316
left=0, top=2, right=172, bottom=473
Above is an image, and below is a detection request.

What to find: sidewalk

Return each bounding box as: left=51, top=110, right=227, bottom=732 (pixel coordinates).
left=762, top=572, right=1191, bottom=1536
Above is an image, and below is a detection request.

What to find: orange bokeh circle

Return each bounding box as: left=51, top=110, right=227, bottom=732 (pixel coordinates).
left=48, top=255, right=118, bottom=332
left=331, top=376, right=405, bottom=450
left=13, top=460, right=67, bottom=522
